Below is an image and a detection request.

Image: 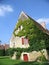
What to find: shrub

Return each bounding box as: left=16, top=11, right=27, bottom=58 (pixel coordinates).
left=5, top=49, right=10, bottom=56
left=37, top=55, right=47, bottom=62
left=0, top=49, right=5, bottom=56
left=8, top=48, right=15, bottom=57
left=16, top=52, right=21, bottom=59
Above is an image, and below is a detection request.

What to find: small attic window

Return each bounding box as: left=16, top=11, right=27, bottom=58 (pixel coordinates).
left=19, top=26, right=20, bottom=28
left=18, top=25, right=23, bottom=30
left=19, top=26, right=21, bottom=29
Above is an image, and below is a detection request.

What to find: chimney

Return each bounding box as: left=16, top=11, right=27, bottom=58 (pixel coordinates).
left=40, top=22, right=46, bottom=29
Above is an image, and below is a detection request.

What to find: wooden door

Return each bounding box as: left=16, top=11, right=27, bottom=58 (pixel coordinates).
left=23, top=54, right=28, bottom=61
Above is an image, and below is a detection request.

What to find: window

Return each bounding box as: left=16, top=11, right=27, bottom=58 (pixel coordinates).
left=19, top=26, right=21, bottom=30
left=22, top=38, right=24, bottom=45
left=22, top=38, right=28, bottom=45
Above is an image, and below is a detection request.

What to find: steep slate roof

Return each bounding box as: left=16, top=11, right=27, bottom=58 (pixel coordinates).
left=19, top=11, right=49, bottom=35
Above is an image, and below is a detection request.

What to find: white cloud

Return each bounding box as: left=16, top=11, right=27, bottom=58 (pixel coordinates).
left=0, top=5, right=13, bottom=16
left=37, top=18, right=49, bottom=24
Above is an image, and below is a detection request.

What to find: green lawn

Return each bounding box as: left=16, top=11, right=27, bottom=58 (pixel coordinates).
left=0, top=56, right=21, bottom=65
left=0, top=56, right=49, bottom=65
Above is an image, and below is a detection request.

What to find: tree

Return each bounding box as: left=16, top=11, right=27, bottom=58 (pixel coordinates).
left=0, top=40, right=2, bottom=45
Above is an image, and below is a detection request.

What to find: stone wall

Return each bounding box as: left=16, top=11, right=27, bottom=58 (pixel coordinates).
left=20, top=49, right=48, bottom=61
left=10, top=36, right=29, bottom=48
left=11, top=49, right=48, bottom=61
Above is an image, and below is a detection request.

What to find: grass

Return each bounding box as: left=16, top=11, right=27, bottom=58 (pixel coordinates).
left=0, top=56, right=22, bottom=65
left=0, top=56, right=49, bottom=65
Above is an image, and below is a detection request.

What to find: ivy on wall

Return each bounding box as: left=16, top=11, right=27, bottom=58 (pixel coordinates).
left=13, top=19, right=49, bottom=51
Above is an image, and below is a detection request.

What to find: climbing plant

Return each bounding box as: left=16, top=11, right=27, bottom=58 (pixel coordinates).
left=13, top=19, right=49, bottom=51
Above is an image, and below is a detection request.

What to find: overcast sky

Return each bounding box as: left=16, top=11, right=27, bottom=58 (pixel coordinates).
left=0, top=0, right=49, bottom=43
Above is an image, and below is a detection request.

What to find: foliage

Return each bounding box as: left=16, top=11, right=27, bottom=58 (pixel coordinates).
left=37, top=55, right=47, bottom=62
left=7, top=48, right=29, bottom=56
left=16, top=52, right=21, bottom=59
left=5, top=49, right=10, bottom=56
left=0, top=49, right=5, bottom=56
left=13, top=19, right=49, bottom=51
left=36, top=50, right=48, bottom=62
left=7, top=48, right=15, bottom=57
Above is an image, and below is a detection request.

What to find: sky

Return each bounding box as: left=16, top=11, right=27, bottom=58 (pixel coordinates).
left=0, top=0, right=49, bottom=44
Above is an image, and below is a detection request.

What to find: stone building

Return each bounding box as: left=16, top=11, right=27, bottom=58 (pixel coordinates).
left=10, top=11, right=49, bottom=61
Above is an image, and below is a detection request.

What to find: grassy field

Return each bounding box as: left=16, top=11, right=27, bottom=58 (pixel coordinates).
left=0, top=56, right=22, bottom=65
left=0, top=56, right=49, bottom=65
